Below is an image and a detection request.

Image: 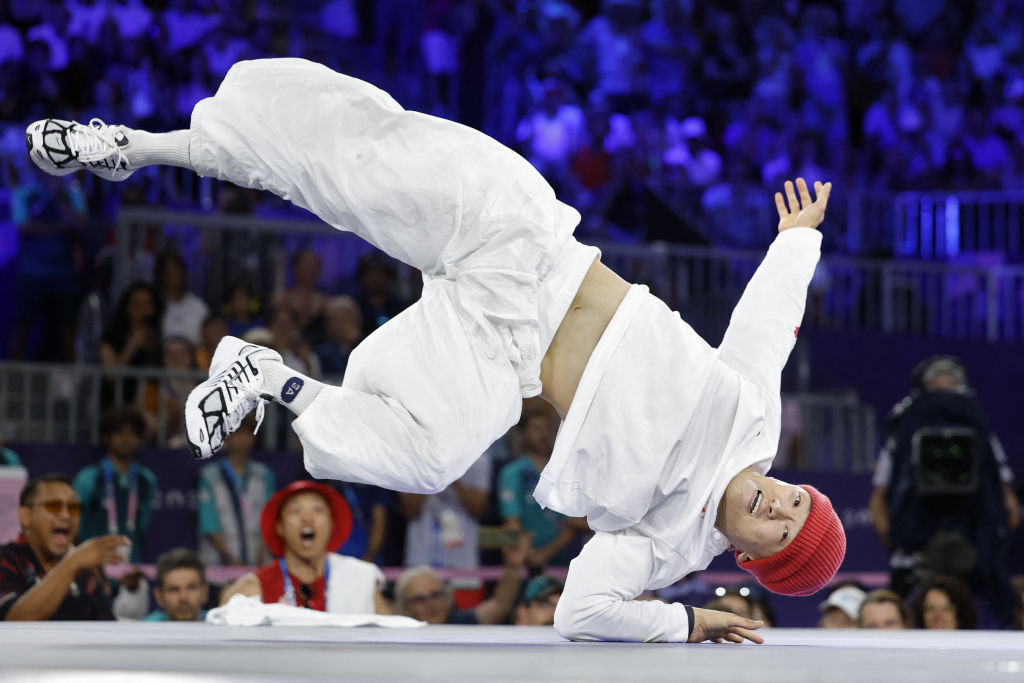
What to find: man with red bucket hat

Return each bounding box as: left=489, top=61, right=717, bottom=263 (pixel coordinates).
left=219, top=481, right=389, bottom=614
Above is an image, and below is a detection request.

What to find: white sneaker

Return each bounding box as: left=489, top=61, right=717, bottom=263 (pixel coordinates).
left=25, top=117, right=134, bottom=181
left=184, top=336, right=282, bottom=460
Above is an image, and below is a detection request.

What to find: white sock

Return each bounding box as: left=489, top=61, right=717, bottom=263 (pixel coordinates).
left=124, top=129, right=192, bottom=169
left=258, top=360, right=324, bottom=416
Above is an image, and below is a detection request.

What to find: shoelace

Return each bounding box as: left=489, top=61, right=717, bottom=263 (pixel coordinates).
left=222, top=366, right=268, bottom=437
left=66, top=118, right=129, bottom=170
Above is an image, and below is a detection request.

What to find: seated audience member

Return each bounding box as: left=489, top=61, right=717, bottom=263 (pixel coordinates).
left=498, top=406, right=589, bottom=568
left=146, top=335, right=198, bottom=446
left=702, top=589, right=753, bottom=620
left=394, top=534, right=528, bottom=625
left=272, top=248, right=328, bottom=343
left=99, top=282, right=162, bottom=405
left=156, top=250, right=209, bottom=345
left=747, top=593, right=777, bottom=627
left=1013, top=577, right=1024, bottom=630
left=0, top=430, right=22, bottom=466
left=858, top=589, right=910, bottom=629
left=144, top=548, right=209, bottom=622
left=198, top=416, right=275, bottom=567
left=315, top=295, right=363, bottom=378
left=355, top=251, right=408, bottom=335
left=911, top=575, right=978, bottom=630
left=196, top=314, right=229, bottom=371
left=224, top=281, right=264, bottom=340
left=334, top=481, right=390, bottom=564
left=73, top=408, right=157, bottom=564
left=218, top=481, right=389, bottom=614
left=514, top=575, right=563, bottom=626
left=818, top=583, right=867, bottom=628
left=267, top=304, right=321, bottom=379
left=399, top=452, right=490, bottom=600
left=0, top=474, right=128, bottom=620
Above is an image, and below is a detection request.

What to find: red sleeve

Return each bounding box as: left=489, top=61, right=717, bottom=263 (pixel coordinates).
left=253, top=562, right=284, bottom=605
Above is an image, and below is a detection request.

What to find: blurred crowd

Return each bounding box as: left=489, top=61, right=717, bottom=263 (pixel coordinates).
left=4, top=0, right=1024, bottom=244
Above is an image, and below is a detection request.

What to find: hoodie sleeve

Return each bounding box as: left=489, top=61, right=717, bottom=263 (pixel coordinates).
left=554, top=531, right=693, bottom=643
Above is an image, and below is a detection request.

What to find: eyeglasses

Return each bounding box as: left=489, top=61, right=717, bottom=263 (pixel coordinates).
left=27, top=500, right=82, bottom=516
left=405, top=590, right=446, bottom=606
left=924, top=603, right=956, bottom=613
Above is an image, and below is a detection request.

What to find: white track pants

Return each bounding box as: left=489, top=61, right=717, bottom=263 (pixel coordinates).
left=188, top=59, right=581, bottom=492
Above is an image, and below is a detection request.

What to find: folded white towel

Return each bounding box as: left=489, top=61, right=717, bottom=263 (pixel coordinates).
left=206, top=594, right=425, bottom=628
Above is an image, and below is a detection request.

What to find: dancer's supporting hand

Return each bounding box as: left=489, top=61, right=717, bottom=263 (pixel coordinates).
left=688, top=606, right=765, bottom=644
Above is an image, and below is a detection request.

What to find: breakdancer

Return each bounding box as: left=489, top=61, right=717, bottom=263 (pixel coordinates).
left=27, top=58, right=844, bottom=643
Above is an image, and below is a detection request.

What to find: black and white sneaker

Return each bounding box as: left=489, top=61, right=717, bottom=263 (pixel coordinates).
left=184, top=336, right=282, bottom=460
left=25, top=117, right=134, bottom=181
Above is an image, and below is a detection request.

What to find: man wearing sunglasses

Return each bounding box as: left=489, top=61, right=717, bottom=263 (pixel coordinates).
left=0, top=474, right=130, bottom=620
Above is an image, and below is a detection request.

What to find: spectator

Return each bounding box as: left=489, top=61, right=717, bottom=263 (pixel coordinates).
left=334, top=481, right=391, bottom=564
left=398, top=453, right=490, bottom=593
left=0, top=474, right=127, bottom=620
left=394, top=532, right=528, bottom=625
left=99, top=282, right=162, bottom=405
left=197, top=415, right=275, bottom=567
left=144, top=548, right=209, bottom=622
left=498, top=407, right=587, bottom=569
left=72, top=407, right=157, bottom=564
left=514, top=575, right=563, bottom=626
left=315, top=295, right=363, bottom=379
left=0, top=430, right=21, bottom=467
left=858, top=589, right=910, bottom=629
left=911, top=575, right=978, bottom=630
left=156, top=250, right=210, bottom=345
left=266, top=304, right=320, bottom=379
left=514, top=78, right=586, bottom=185
left=272, top=249, right=327, bottom=343
left=146, top=335, right=197, bottom=447
left=702, top=589, right=752, bottom=620
left=9, top=172, right=86, bottom=362
left=868, top=356, right=1018, bottom=625
left=219, top=481, right=389, bottom=614
left=818, top=584, right=867, bottom=628
left=224, top=281, right=264, bottom=340
left=196, top=314, right=229, bottom=372
left=355, top=251, right=407, bottom=336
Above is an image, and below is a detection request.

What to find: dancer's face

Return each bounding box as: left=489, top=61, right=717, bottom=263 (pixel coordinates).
left=716, top=469, right=810, bottom=561
left=276, top=492, right=333, bottom=562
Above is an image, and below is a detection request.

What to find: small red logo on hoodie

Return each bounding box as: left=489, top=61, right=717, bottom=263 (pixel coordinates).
left=794, top=326, right=800, bottom=338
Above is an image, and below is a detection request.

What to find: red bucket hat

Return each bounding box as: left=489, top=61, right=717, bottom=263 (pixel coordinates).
left=736, top=485, right=846, bottom=596
left=260, top=481, right=353, bottom=558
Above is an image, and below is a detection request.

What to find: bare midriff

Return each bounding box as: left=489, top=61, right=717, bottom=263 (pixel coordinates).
left=539, top=256, right=630, bottom=418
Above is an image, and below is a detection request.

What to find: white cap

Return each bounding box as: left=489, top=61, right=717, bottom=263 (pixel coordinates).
left=818, top=585, right=866, bottom=621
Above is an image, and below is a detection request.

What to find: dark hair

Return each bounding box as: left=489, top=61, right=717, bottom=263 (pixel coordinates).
left=912, top=575, right=978, bottom=629
left=155, top=249, right=187, bottom=283
left=357, top=251, right=395, bottom=280
left=20, top=474, right=73, bottom=507
left=155, top=548, right=207, bottom=589
left=518, top=406, right=555, bottom=430
left=99, top=406, right=147, bottom=438
left=106, top=281, right=163, bottom=351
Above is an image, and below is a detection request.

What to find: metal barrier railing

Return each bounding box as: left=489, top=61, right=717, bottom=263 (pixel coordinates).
left=113, top=208, right=1024, bottom=344
left=0, top=363, right=877, bottom=472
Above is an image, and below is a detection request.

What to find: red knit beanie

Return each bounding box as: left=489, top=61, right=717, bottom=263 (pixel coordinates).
left=736, top=485, right=846, bottom=596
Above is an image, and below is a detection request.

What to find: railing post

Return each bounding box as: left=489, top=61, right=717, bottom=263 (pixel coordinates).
left=987, top=267, right=1001, bottom=343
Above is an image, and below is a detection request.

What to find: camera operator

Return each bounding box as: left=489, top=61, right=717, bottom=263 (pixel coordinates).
left=868, top=356, right=1020, bottom=626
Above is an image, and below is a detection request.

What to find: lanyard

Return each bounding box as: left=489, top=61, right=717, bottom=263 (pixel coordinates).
left=219, top=460, right=252, bottom=562
left=279, top=556, right=330, bottom=609
left=102, top=459, right=137, bottom=538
